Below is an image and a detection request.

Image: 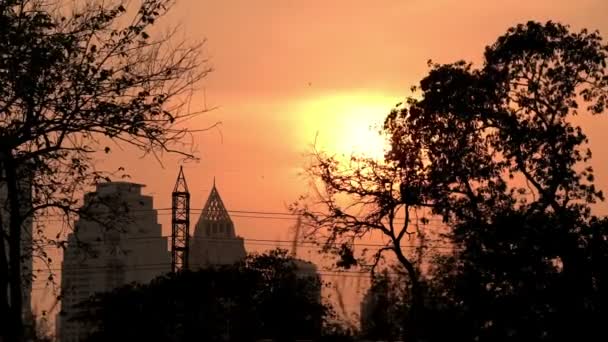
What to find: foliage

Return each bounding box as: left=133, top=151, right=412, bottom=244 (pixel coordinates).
left=298, top=20, right=608, bottom=341
left=242, top=249, right=326, bottom=341
left=420, top=213, right=608, bottom=341
left=74, top=250, right=329, bottom=342
left=318, top=321, right=356, bottom=342
left=359, top=269, right=407, bottom=341
left=384, top=21, right=608, bottom=223
left=382, top=21, right=608, bottom=341
left=0, top=0, right=210, bottom=339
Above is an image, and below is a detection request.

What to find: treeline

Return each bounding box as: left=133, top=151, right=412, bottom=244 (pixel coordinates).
left=69, top=249, right=348, bottom=342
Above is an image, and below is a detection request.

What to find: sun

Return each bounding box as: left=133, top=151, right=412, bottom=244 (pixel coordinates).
left=296, top=93, right=398, bottom=160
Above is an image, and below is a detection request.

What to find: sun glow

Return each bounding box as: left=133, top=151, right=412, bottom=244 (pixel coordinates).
left=296, top=93, right=399, bottom=160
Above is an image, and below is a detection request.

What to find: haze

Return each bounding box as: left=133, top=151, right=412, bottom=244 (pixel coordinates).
left=33, top=0, right=608, bottom=321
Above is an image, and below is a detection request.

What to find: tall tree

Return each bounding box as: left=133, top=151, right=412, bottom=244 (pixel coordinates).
left=383, top=20, right=608, bottom=341
left=297, top=20, right=608, bottom=341
left=293, top=154, right=429, bottom=341
left=0, top=0, right=210, bottom=340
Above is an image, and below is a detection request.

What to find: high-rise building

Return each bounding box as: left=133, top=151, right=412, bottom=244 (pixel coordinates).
left=190, top=181, right=246, bottom=268
left=58, top=182, right=170, bottom=342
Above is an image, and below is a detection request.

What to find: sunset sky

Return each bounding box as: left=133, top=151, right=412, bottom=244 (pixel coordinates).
left=34, top=0, right=608, bottom=321
left=135, top=0, right=608, bottom=241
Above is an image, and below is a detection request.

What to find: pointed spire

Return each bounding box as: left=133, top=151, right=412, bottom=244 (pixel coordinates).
left=173, top=166, right=189, bottom=193
left=200, top=181, right=231, bottom=222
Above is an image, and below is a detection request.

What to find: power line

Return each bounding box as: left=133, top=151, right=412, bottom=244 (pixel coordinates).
left=34, top=235, right=454, bottom=249
left=30, top=207, right=447, bottom=223
left=31, top=270, right=376, bottom=291
left=31, top=261, right=388, bottom=279
left=30, top=237, right=450, bottom=277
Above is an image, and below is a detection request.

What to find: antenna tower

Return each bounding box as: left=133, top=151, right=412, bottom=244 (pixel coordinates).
left=171, top=166, right=190, bottom=272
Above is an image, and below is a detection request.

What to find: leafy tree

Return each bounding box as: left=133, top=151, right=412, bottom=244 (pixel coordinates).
left=0, top=0, right=210, bottom=340
left=384, top=21, right=608, bottom=224
left=77, top=269, right=258, bottom=342
left=244, top=249, right=325, bottom=341
left=384, top=21, right=608, bottom=341
left=359, top=269, right=407, bottom=341
left=298, top=20, right=608, bottom=341
left=75, top=250, right=329, bottom=342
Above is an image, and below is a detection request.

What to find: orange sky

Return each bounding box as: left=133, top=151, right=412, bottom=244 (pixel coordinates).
left=33, top=0, right=608, bottom=324
left=136, top=0, right=608, bottom=241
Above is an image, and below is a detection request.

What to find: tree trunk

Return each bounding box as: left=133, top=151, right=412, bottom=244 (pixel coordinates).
left=394, top=247, right=422, bottom=342
left=3, top=150, right=24, bottom=342
left=0, top=198, right=11, bottom=342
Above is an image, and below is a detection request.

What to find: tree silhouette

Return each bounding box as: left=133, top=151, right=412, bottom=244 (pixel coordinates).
left=293, top=153, right=428, bottom=341
left=298, top=20, right=608, bottom=341
left=360, top=269, right=407, bottom=341
left=0, top=1, right=210, bottom=340
left=389, top=21, right=608, bottom=341
left=74, top=250, right=329, bottom=342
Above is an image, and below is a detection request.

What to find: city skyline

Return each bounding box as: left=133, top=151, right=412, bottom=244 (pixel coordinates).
left=1, top=1, right=606, bottom=340
left=94, top=0, right=608, bottom=240
left=55, top=178, right=327, bottom=341
left=28, top=1, right=608, bottom=332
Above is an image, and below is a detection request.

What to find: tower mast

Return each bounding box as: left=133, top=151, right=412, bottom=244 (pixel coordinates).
left=171, top=166, right=190, bottom=272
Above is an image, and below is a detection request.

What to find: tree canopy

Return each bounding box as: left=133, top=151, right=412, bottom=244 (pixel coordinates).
left=298, top=20, right=608, bottom=341
left=384, top=20, right=608, bottom=341
left=74, top=250, right=329, bottom=342
left=0, top=1, right=210, bottom=340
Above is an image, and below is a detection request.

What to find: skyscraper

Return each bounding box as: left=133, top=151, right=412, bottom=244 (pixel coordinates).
left=58, top=182, right=170, bottom=342
left=190, top=181, right=246, bottom=268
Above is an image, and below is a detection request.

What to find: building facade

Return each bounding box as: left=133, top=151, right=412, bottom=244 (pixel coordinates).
left=58, top=182, right=170, bottom=342
left=190, top=182, right=246, bottom=268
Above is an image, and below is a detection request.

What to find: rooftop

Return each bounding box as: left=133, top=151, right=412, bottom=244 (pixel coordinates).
left=200, top=181, right=231, bottom=222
